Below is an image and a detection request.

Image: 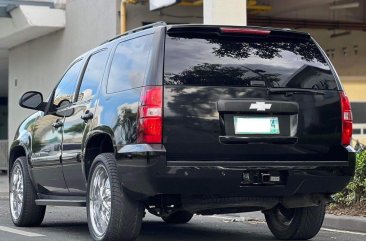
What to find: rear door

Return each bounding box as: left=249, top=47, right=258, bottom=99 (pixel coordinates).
left=163, top=27, right=344, bottom=163
left=61, top=48, right=110, bottom=192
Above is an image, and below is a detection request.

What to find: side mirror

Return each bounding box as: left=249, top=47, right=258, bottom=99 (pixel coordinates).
left=55, top=99, right=74, bottom=117
left=19, top=91, right=44, bottom=110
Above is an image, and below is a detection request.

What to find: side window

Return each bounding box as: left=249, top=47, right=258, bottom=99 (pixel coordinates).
left=107, top=34, right=153, bottom=93
left=77, top=50, right=109, bottom=102
left=53, top=60, right=83, bottom=106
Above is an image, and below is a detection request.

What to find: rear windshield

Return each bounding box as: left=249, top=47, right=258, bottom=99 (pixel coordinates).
left=164, top=34, right=338, bottom=90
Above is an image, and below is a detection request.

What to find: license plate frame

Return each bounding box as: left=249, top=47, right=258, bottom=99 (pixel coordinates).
left=234, top=116, right=280, bottom=135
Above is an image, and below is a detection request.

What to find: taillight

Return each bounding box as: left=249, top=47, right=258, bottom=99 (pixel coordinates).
left=137, top=86, right=163, bottom=144
left=220, top=27, right=270, bottom=35
left=340, top=92, right=352, bottom=145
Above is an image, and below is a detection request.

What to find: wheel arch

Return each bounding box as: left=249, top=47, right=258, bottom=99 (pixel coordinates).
left=9, top=142, right=28, bottom=174
left=82, top=130, right=115, bottom=181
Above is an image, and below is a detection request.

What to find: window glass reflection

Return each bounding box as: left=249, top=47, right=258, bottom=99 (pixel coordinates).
left=53, top=60, right=83, bottom=106
left=164, top=36, right=337, bottom=90
left=78, top=50, right=109, bottom=101
left=107, top=34, right=153, bottom=93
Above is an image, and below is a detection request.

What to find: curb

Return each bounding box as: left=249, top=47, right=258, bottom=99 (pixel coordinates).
left=236, top=211, right=366, bottom=234
left=323, top=214, right=366, bottom=233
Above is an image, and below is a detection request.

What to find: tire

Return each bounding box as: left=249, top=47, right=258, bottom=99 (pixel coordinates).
left=264, top=204, right=326, bottom=240
left=162, top=211, right=193, bottom=224
left=87, top=153, right=144, bottom=241
left=9, top=157, right=46, bottom=227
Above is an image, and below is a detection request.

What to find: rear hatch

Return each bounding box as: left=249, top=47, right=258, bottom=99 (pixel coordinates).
left=162, top=26, right=346, bottom=163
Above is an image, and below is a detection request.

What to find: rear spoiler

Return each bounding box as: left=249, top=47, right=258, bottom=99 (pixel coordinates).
left=167, top=25, right=311, bottom=39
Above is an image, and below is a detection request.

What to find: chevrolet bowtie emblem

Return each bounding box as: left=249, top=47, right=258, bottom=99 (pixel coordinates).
left=249, top=102, right=272, bottom=111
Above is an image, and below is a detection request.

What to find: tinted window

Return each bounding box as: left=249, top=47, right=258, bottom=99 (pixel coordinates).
left=107, top=34, right=153, bottom=93
left=353, top=129, right=361, bottom=135
left=77, top=50, right=109, bottom=102
left=53, top=60, right=83, bottom=106
left=164, top=35, right=338, bottom=90
left=351, top=102, right=366, bottom=124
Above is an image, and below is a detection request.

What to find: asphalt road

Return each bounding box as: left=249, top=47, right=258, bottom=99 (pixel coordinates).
left=0, top=198, right=365, bottom=241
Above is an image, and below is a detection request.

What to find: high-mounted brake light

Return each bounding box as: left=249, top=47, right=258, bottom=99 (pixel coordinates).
left=220, top=27, right=271, bottom=35
left=340, top=92, right=352, bottom=145
left=137, top=86, right=163, bottom=144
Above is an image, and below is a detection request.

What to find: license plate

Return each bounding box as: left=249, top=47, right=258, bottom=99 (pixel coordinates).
left=234, top=117, right=280, bottom=135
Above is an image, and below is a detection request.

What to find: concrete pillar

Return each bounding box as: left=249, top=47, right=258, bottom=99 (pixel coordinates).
left=203, top=0, right=247, bottom=26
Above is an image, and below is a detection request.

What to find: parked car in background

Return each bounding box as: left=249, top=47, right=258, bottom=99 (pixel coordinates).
left=9, top=22, right=355, bottom=241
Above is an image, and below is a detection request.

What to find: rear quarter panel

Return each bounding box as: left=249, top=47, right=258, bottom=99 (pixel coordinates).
left=93, top=87, right=142, bottom=149
left=92, top=27, right=165, bottom=151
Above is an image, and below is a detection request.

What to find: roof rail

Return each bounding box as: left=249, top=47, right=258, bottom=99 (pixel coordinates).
left=102, top=21, right=167, bottom=44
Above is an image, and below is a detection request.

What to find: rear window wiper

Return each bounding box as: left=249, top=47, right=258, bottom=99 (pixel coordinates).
left=268, top=88, right=326, bottom=96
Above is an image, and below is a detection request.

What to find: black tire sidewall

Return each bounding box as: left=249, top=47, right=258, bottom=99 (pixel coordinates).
left=265, top=207, right=302, bottom=239
left=162, top=211, right=193, bottom=224
left=265, top=205, right=325, bottom=240
left=86, top=153, right=143, bottom=241
left=9, top=157, right=45, bottom=227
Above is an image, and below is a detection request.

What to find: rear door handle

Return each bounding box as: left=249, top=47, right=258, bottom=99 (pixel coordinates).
left=52, top=119, right=64, bottom=129
left=81, top=110, right=93, bottom=123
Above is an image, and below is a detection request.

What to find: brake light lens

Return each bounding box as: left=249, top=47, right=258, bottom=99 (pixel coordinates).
left=137, top=86, right=163, bottom=144
left=220, top=27, right=270, bottom=35
left=340, top=92, right=352, bottom=145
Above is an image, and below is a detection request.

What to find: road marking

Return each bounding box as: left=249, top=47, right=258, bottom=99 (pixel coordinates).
left=0, top=226, right=45, bottom=237
left=321, top=228, right=366, bottom=236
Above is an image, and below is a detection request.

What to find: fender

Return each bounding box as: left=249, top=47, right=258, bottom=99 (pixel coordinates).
left=9, top=111, right=42, bottom=188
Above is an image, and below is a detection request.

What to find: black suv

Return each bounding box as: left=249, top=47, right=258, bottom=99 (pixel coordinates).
left=9, top=22, right=355, bottom=241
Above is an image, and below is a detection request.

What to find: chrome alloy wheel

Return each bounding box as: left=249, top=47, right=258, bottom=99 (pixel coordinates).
left=89, top=164, right=111, bottom=238
left=10, top=164, right=24, bottom=220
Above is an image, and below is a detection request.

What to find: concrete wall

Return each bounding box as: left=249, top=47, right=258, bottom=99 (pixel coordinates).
left=306, top=29, right=366, bottom=143
left=264, top=0, right=365, bottom=22
left=8, top=0, right=118, bottom=140
left=203, top=0, right=246, bottom=26
left=0, top=50, right=8, bottom=97
left=308, top=29, right=366, bottom=77
left=124, top=3, right=203, bottom=31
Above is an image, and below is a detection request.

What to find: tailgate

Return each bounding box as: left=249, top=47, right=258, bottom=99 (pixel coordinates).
left=162, top=26, right=346, bottom=163
left=163, top=86, right=343, bottom=162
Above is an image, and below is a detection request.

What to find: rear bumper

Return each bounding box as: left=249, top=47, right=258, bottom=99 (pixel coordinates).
left=116, top=144, right=356, bottom=199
